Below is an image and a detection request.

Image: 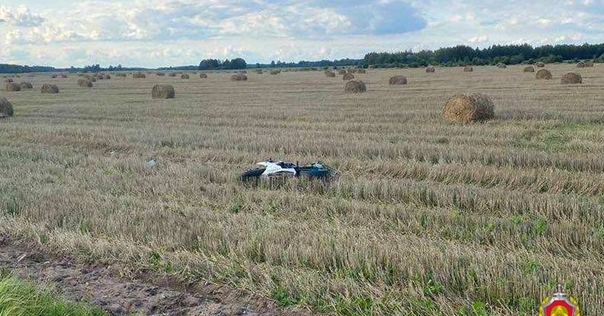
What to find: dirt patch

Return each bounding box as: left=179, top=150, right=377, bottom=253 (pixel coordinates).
left=0, top=237, right=314, bottom=316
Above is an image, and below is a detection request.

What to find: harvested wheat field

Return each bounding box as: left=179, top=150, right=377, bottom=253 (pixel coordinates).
left=1, top=64, right=604, bottom=315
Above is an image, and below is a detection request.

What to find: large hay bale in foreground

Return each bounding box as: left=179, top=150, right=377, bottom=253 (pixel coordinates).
left=5, top=83, right=21, bottom=91
left=561, top=72, right=582, bottom=84
left=343, top=73, right=354, bottom=80
left=181, top=74, right=189, bottom=79
left=463, top=65, right=473, bottom=72
left=199, top=73, right=208, bottom=78
left=523, top=66, right=535, bottom=72
left=77, top=79, right=93, bottom=87
left=20, top=82, right=33, bottom=89
left=41, top=84, right=59, bottom=94
left=389, top=76, right=407, bottom=85
left=0, top=97, right=13, bottom=118
left=426, top=66, right=435, bottom=73
left=231, top=73, right=247, bottom=81
left=443, top=93, right=494, bottom=123
left=536, top=62, right=545, bottom=68
left=325, top=71, right=336, bottom=77
left=344, top=80, right=366, bottom=93
left=151, top=84, right=175, bottom=99
left=133, top=72, right=146, bottom=79
left=536, top=69, right=552, bottom=80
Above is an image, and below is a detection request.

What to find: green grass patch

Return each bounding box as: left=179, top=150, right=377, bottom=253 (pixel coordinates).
left=0, top=272, right=108, bottom=316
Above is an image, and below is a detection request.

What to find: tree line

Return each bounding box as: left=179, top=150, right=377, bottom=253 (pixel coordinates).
left=364, top=43, right=604, bottom=68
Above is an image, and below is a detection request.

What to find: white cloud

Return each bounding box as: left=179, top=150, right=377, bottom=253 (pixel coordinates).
left=0, top=5, right=45, bottom=27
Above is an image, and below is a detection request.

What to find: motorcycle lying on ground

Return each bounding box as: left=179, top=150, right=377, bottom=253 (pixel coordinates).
left=240, top=159, right=337, bottom=186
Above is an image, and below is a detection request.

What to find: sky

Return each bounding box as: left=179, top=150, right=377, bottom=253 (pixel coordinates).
left=0, top=0, right=602, bottom=68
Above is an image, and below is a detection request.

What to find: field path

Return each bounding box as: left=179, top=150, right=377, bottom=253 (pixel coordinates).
left=0, top=237, right=311, bottom=316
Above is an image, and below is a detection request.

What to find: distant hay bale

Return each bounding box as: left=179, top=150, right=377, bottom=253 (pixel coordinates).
left=60, top=74, right=68, bottom=78
left=577, top=61, right=586, bottom=68
left=338, top=69, right=347, bottom=75
left=19, top=82, right=33, bottom=89
left=347, top=69, right=356, bottom=74
left=344, top=80, right=366, bottom=93
left=523, top=66, right=535, bottom=72
left=133, top=72, right=146, bottom=78
left=51, top=74, right=58, bottom=78
left=181, top=74, right=189, bottom=79
left=585, top=60, right=594, bottom=67
left=426, top=66, right=435, bottom=73
left=5, top=83, right=20, bottom=91
left=443, top=93, right=494, bottom=123
left=105, top=74, right=111, bottom=79
left=357, top=69, right=366, bottom=74
left=231, top=73, right=248, bottom=81
left=270, top=70, right=281, bottom=75
left=199, top=73, right=208, bottom=78
left=389, top=76, right=407, bottom=85
left=116, top=73, right=127, bottom=77
left=41, top=84, right=59, bottom=94
left=496, top=63, right=507, bottom=68
left=343, top=73, right=354, bottom=80
left=463, top=65, right=473, bottom=72
left=536, top=62, right=545, bottom=68
left=535, top=69, right=552, bottom=80
left=151, top=84, right=175, bottom=99
left=77, top=79, right=93, bottom=87
left=561, top=72, right=582, bottom=84
left=325, top=71, right=336, bottom=77
left=0, top=97, right=13, bottom=118
left=169, top=73, right=177, bottom=77
left=156, top=72, right=165, bottom=76
left=255, top=69, right=263, bottom=74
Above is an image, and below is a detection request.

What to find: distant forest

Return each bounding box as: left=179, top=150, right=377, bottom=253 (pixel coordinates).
left=2, top=43, right=604, bottom=73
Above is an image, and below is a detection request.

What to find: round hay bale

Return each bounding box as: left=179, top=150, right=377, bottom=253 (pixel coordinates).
left=463, top=65, right=473, bottom=72
left=425, top=66, right=435, bottom=73
left=151, top=84, right=175, bottom=99
left=344, top=80, right=366, bottom=93
left=0, top=97, right=13, bottom=118
left=270, top=70, right=281, bottom=75
left=325, top=71, right=336, bottom=77
left=5, top=83, right=20, bottom=91
left=536, top=69, right=552, bottom=80
left=357, top=69, right=366, bottom=74
left=19, top=82, right=33, bottom=89
left=255, top=69, right=263, bottom=74
left=343, top=73, right=354, bottom=80
left=389, top=76, right=407, bottom=85
left=41, top=84, right=59, bottom=94
left=51, top=74, right=58, bottom=78
left=536, top=62, right=545, bottom=68
left=561, top=72, right=582, bottom=84
left=523, top=66, right=535, bottom=73
left=105, top=74, right=111, bottom=79
left=77, top=79, right=93, bottom=87
left=347, top=69, right=356, bottom=74
left=133, top=72, right=146, bottom=79
left=60, top=74, right=68, bottom=78
left=231, top=73, right=247, bottom=81
left=338, top=69, right=347, bottom=75
left=585, top=60, right=594, bottom=67
left=181, top=74, right=189, bottom=79
left=169, top=73, right=177, bottom=77
left=496, top=63, right=507, bottom=69
left=577, top=61, right=586, bottom=68
left=443, top=93, right=494, bottom=123
left=199, top=73, right=208, bottom=78
left=156, top=72, right=165, bottom=76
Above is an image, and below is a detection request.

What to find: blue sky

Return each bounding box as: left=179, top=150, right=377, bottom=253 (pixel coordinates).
left=0, top=0, right=603, bottom=68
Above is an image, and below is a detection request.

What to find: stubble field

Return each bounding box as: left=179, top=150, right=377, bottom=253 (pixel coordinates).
left=1, top=64, right=603, bottom=315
